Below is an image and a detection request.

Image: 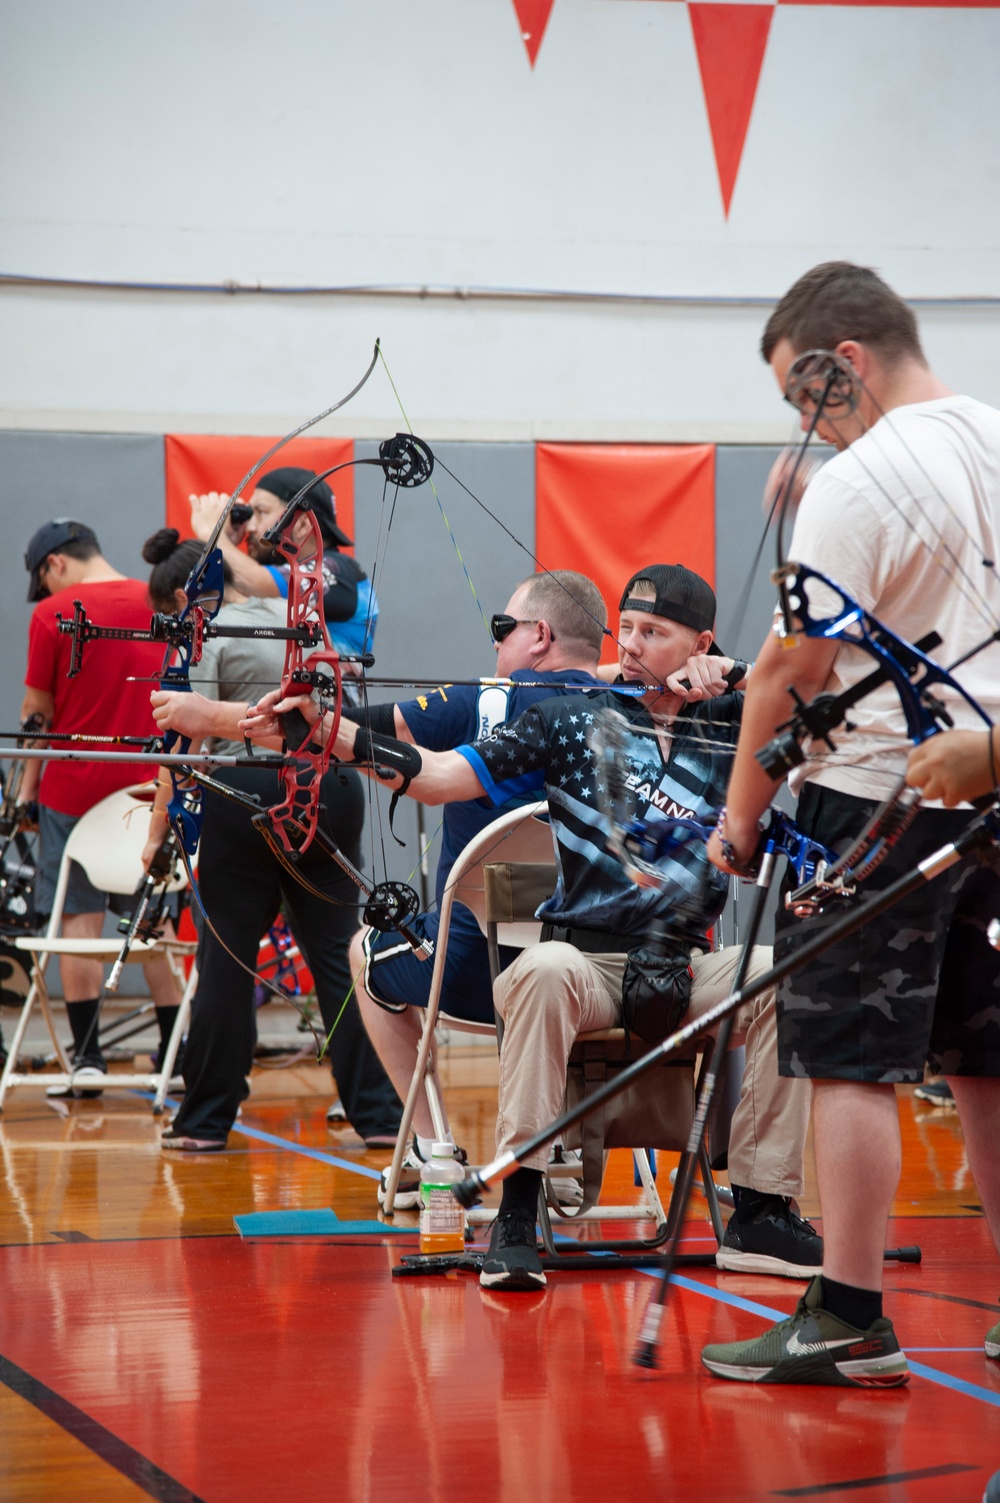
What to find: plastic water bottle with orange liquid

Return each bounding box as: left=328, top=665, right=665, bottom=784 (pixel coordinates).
left=419, top=1143, right=466, bottom=1254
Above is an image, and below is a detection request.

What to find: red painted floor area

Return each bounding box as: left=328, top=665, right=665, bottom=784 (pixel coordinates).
left=1, top=1217, right=998, bottom=1502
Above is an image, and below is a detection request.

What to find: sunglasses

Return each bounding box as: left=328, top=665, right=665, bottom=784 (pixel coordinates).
left=490, top=614, right=542, bottom=644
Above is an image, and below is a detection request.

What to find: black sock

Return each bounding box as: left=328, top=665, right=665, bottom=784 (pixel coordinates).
left=731, top=1185, right=782, bottom=1220
left=66, top=998, right=104, bottom=1063
left=820, top=1275, right=883, bottom=1329
left=155, top=1006, right=180, bottom=1054
left=499, top=1168, right=543, bottom=1221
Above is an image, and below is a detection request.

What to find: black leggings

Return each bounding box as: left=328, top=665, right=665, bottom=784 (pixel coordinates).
left=171, top=765, right=401, bottom=1141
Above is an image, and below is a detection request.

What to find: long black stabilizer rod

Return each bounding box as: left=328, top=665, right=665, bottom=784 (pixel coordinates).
left=453, top=798, right=1000, bottom=1208
left=632, top=848, right=775, bottom=1368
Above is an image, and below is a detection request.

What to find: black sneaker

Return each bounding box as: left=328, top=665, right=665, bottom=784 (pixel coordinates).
left=914, top=1079, right=956, bottom=1108
left=716, top=1193, right=823, bottom=1279
left=479, top=1212, right=546, bottom=1291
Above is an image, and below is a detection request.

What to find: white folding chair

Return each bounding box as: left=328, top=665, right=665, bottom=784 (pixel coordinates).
left=380, top=801, right=553, bottom=1215
left=0, top=784, right=197, bottom=1115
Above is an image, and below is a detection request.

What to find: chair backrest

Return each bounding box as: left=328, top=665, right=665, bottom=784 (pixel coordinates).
left=61, top=784, right=190, bottom=898
left=447, top=802, right=553, bottom=947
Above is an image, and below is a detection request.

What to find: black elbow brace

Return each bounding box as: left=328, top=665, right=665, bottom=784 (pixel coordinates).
left=352, top=727, right=423, bottom=781
left=341, top=701, right=398, bottom=738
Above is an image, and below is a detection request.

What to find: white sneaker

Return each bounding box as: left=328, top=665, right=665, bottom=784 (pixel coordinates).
left=46, top=1060, right=107, bottom=1099
left=326, top=1100, right=347, bottom=1124
left=377, top=1137, right=467, bottom=1212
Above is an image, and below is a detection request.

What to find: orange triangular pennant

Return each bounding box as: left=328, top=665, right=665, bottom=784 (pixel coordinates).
left=689, top=4, right=774, bottom=216
left=511, top=0, right=556, bottom=66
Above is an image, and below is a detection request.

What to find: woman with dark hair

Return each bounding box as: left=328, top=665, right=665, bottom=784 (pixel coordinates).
left=142, top=528, right=401, bottom=1150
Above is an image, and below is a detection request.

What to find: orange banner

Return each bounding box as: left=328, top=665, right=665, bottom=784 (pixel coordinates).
left=534, top=443, right=716, bottom=664
left=163, top=435, right=355, bottom=550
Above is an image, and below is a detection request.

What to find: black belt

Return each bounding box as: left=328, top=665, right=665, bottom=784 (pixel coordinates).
left=540, top=924, right=636, bottom=954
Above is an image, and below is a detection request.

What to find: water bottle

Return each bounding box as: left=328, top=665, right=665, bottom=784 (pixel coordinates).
left=419, top=1143, right=466, bottom=1254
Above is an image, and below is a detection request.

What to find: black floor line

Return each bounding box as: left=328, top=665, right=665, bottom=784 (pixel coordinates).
left=0, top=1352, right=206, bottom=1503
left=892, top=1286, right=1000, bottom=1315
left=773, top=1462, right=977, bottom=1497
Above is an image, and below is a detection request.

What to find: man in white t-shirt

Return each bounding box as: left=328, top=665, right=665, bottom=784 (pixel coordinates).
left=700, top=261, right=1000, bottom=1387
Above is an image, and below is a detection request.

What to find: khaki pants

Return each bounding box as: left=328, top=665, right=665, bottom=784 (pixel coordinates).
left=493, top=941, right=811, bottom=1192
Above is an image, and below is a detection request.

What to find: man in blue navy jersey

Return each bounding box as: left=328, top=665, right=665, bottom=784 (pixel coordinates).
left=341, top=570, right=609, bottom=1206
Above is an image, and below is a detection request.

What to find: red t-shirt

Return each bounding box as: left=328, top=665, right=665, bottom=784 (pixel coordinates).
left=26, top=578, right=165, bottom=816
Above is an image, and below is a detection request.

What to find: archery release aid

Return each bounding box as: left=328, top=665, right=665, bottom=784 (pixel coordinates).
left=419, top=1144, right=466, bottom=1254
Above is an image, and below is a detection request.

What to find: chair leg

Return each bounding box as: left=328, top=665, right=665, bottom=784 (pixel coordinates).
left=698, top=1140, right=726, bottom=1246
left=634, top=1148, right=667, bottom=1226
left=382, top=1010, right=439, bottom=1216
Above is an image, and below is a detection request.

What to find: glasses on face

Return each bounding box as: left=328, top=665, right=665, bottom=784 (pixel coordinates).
left=490, top=614, right=541, bottom=644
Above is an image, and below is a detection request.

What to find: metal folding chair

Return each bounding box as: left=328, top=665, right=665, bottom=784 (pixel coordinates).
left=0, top=785, right=197, bottom=1115
left=379, top=801, right=553, bottom=1215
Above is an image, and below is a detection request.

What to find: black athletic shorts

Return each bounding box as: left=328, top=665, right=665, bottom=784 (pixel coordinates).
left=774, top=783, right=1000, bottom=1083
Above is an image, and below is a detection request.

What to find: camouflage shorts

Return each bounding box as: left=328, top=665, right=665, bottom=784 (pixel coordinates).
left=774, top=783, right=1000, bottom=1083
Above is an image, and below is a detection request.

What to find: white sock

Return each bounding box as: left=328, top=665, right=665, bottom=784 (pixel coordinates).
left=416, top=1131, right=454, bottom=1159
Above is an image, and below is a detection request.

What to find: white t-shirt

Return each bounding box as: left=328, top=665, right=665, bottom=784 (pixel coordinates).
left=786, top=394, right=1000, bottom=802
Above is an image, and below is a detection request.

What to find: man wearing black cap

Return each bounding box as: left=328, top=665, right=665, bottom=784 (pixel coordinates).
left=248, top=562, right=817, bottom=1292
left=190, top=468, right=376, bottom=701
left=19, top=520, right=183, bottom=1092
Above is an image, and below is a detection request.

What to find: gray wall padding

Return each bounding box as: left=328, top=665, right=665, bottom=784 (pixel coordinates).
left=0, top=431, right=166, bottom=725
left=0, top=431, right=798, bottom=940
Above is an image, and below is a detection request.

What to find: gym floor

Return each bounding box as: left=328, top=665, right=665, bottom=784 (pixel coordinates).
left=0, top=1021, right=997, bottom=1503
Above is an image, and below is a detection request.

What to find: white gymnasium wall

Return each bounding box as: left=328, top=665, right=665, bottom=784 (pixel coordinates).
left=1, top=0, right=998, bottom=440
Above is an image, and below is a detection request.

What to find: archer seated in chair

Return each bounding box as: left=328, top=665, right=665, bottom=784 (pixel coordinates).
left=339, top=569, right=610, bottom=1207
left=248, top=562, right=820, bottom=1292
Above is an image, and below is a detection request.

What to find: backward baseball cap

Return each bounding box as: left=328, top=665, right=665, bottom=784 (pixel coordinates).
left=25, top=519, right=99, bottom=602
left=255, top=467, right=352, bottom=547
left=619, top=563, right=725, bottom=656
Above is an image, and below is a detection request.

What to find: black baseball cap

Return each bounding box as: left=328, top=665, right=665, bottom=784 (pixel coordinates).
left=619, top=564, right=717, bottom=630
left=619, top=563, right=727, bottom=657
left=255, top=467, right=352, bottom=548
left=24, top=519, right=99, bottom=602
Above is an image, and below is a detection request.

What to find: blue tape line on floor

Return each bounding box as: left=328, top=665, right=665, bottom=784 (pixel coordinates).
left=133, top=1092, right=382, bottom=1181
left=232, top=1124, right=383, bottom=1180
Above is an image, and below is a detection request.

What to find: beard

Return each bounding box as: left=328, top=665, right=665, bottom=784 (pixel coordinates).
left=248, top=537, right=280, bottom=566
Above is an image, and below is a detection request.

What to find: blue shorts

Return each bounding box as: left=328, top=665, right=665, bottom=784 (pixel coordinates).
left=363, top=909, right=515, bottom=1025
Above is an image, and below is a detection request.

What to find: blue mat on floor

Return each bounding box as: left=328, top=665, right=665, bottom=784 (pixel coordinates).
left=234, top=1207, right=415, bottom=1238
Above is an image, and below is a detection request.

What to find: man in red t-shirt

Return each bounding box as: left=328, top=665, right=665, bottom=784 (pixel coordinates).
left=20, top=519, right=182, bottom=1094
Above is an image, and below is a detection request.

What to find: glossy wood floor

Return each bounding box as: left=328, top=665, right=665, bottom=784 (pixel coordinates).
left=0, top=1031, right=998, bottom=1503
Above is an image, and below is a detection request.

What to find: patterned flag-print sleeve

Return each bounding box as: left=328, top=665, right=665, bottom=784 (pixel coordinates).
left=455, top=703, right=551, bottom=807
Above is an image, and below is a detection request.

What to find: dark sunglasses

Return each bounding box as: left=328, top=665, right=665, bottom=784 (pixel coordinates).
left=490, top=614, right=543, bottom=644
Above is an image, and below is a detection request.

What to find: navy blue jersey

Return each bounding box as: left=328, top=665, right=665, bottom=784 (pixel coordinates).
left=397, top=670, right=604, bottom=920
left=457, top=691, right=741, bottom=947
